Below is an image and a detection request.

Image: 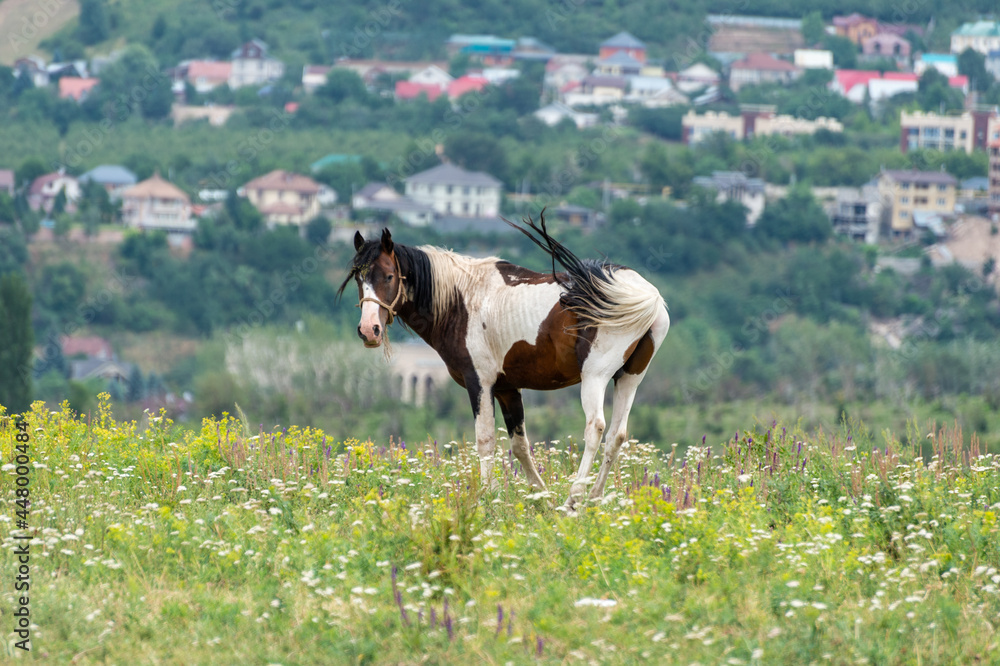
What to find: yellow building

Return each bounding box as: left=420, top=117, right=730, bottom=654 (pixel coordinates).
left=238, top=170, right=336, bottom=226
left=877, top=169, right=957, bottom=238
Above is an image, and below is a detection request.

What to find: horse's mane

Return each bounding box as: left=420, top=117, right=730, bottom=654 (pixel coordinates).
left=337, top=241, right=436, bottom=327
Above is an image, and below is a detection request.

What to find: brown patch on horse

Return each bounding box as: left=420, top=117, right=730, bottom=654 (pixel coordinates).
left=622, top=329, right=655, bottom=375
left=398, top=287, right=473, bottom=391
left=497, top=305, right=593, bottom=391
left=495, top=261, right=561, bottom=286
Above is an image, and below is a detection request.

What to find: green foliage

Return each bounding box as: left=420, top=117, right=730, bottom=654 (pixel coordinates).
left=958, top=48, right=990, bottom=92
left=36, top=262, right=86, bottom=318
left=755, top=186, right=832, bottom=245
left=801, top=10, right=825, bottom=45
left=443, top=131, right=509, bottom=183
left=305, top=216, right=332, bottom=245
left=628, top=106, right=687, bottom=141
left=0, top=273, right=33, bottom=413
left=77, top=0, right=110, bottom=45
left=917, top=69, right=965, bottom=113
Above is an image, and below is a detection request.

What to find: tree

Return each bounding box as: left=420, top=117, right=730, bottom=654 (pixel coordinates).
left=958, top=48, right=991, bottom=93
left=755, top=186, right=832, bottom=244
left=801, top=11, right=825, bottom=45
left=917, top=69, right=964, bottom=112
left=17, top=157, right=47, bottom=192
left=77, top=0, right=110, bottom=45
left=443, top=131, right=509, bottom=183
left=94, top=45, right=173, bottom=120
left=317, top=70, right=370, bottom=105
left=0, top=273, right=34, bottom=413
left=305, top=216, right=332, bottom=245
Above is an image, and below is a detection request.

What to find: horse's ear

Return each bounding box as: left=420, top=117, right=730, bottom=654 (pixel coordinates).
left=353, top=231, right=365, bottom=252
left=381, top=228, right=394, bottom=254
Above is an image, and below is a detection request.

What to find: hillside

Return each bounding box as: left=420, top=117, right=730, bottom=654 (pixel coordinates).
left=0, top=0, right=80, bottom=64
left=33, top=0, right=990, bottom=68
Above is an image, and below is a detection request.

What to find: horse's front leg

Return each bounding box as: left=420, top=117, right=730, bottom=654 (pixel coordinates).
left=466, top=376, right=499, bottom=492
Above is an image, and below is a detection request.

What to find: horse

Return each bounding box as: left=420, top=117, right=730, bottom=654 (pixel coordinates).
left=339, top=214, right=669, bottom=508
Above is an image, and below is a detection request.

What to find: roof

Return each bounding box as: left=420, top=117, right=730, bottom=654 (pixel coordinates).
left=355, top=182, right=397, bottom=199
left=447, top=75, right=488, bottom=98
left=833, top=13, right=876, bottom=28
left=310, top=154, right=363, bottom=172
left=405, top=163, right=502, bottom=188
left=447, top=34, right=517, bottom=48
left=242, top=170, right=322, bottom=194
left=0, top=169, right=13, bottom=190
left=881, top=169, right=957, bottom=186
left=58, top=77, right=99, bottom=100
left=29, top=172, right=75, bottom=195
left=121, top=173, right=191, bottom=203
left=864, top=33, right=910, bottom=45
left=952, top=21, right=1000, bottom=37
left=601, top=31, right=646, bottom=50
left=679, top=63, right=720, bottom=80
left=582, top=74, right=628, bottom=89
left=597, top=52, right=644, bottom=68
left=961, top=176, right=989, bottom=191
left=232, top=38, right=269, bottom=58
left=303, top=65, right=332, bottom=76
left=79, top=165, right=137, bottom=186
left=731, top=52, right=799, bottom=72
left=61, top=335, right=113, bottom=359
left=187, top=60, right=232, bottom=80
left=693, top=170, right=765, bottom=193
left=395, top=81, right=443, bottom=101
left=919, top=53, right=957, bottom=64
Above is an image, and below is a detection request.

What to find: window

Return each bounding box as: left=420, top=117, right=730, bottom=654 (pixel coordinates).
left=901, top=182, right=910, bottom=189
left=899, top=210, right=909, bottom=218
left=937, top=184, right=947, bottom=191
left=463, top=187, right=470, bottom=195
left=447, top=185, right=453, bottom=194
left=937, top=198, right=946, bottom=205
left=900, top=196, right=909, bottom=203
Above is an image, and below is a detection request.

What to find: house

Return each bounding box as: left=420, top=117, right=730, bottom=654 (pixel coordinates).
left=13, top=56, right=49, bottom=88
left=563, top=75, right=627, bottom=106
left=987, top=51, right=1000, bottom=80
left=793, top=49, right=833, bottom=69
left=171, top=104, right=236, bottom=127
left=186, top=61, right=232, bottom=93
left=445, top=35, right=516, bottom=65
left=120, top=173, right=194, bottom=233
left=989, top=139, right=1000, bottom=214
left=404, top=163, right=502, bottom=219
left=825, top=185, right=883, bottom=243
left=637, top=86, right=690, bottom=108
left=447, top=75, right=489, bottom=99
left=512, top=37, right=556, bottom=62
left=877, top=169, right=957, bottom=238
left=599, top=32, right=647, bottom=64
left=61, top=335, right=114, bottom=361
left=69, top=358, right=135, bottom=384
left=951, top=21, right=1000, bottom=55
left=480, top=68, right=520, bottom=85
left=533, top=102, right=598, bottom=128
left=78, top=165, right=137, bottom=198
left=594, top=51, right=643, bottom=76
left=229, top=39, right=285, bottom=88
left=0, top=170, right=14, bottom=197
left=534, top=102, right=598, bottom=128
left=410, top=65, right=453, bottom=87
left=624, top=77, right=688, bottom=107
left=861, top=33, right=911, bottom=61
left=728, top=53, right=800, bottom=91
left=551, top=204, right=604, bottom=229
left=302, top=65, right=332, bottom=93
left=830, top=70, right=967, bottom=104
left=58, top=77, right=99, bottom=101
left=239, top=170, right=334, bottom=226
left=692, top=171, right=766, bottom=225
left=28, top=171, right=80, bottom=213
left=682, top=106, right=842, bottom=144
left=915, top=54, right=959, bottom=78
left=544, top=57, right=590, bottom=92
left=676, top=63, right=721, bottom=93
left=899, top=110, right=1000, bottom=153
left=351, top=182, right=435, bottom=226
left=395, top=81, right=444, bottom=101
left=833, top=14, right=880, bottom=44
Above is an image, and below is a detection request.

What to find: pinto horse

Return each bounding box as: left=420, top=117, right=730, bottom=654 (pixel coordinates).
left=339, top=215, right=669, bottom=507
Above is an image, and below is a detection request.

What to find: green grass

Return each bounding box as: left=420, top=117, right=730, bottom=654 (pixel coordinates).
left=2, top=398, right=999, bottom=663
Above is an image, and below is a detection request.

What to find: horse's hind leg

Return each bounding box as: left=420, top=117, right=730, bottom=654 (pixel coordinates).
left=589, top=371, right=644, bottom=500
left=566, top=374, right=609, bottom=508
left=496, top=389, right=546, bottom=490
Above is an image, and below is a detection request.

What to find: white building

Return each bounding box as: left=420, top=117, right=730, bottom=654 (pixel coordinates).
left=404, top=163, right=502, bottom=218
left=534, top=102, right=598, bottom=128
left=229, top=39, right=285, bottom=88
left=793, top=49, right=834, bottom=69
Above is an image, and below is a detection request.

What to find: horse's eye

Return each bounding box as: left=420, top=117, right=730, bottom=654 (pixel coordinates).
left=386, top=275, right=394, bottom=282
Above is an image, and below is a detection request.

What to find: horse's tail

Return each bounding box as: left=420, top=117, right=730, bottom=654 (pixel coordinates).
left=504, top=212, right=665, bottom=332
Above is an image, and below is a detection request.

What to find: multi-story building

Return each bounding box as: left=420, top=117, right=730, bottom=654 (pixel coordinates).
left=951, top=21, right=1000, bottom=55
left=989, top=140, right=1000, bottom=215
left=682, top=106, right=843, bottom=144
left=825, top=185, right=883, bottom=243
left=239, top=170, right=335, bottom=226
left=877, top=169, right=957, bottom=238
left=404, top=163, right=502, bottom=218
left=900, top=110, right=1000, bottom=153
left=120, top=173, right=193, bottom=233
left=728, top=52, right=800, bottom=92
left=229, top=39, right=285, bottom=89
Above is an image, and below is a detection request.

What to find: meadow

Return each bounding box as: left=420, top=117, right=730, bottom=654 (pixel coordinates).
left=2, top=397, right=999, bottom=664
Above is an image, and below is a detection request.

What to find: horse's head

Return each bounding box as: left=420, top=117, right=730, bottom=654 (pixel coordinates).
left=339, top=228, right=404, bottom=349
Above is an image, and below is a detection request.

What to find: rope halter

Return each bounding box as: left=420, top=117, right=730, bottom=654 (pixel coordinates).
left=356, top=253, right=406, bottom=326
